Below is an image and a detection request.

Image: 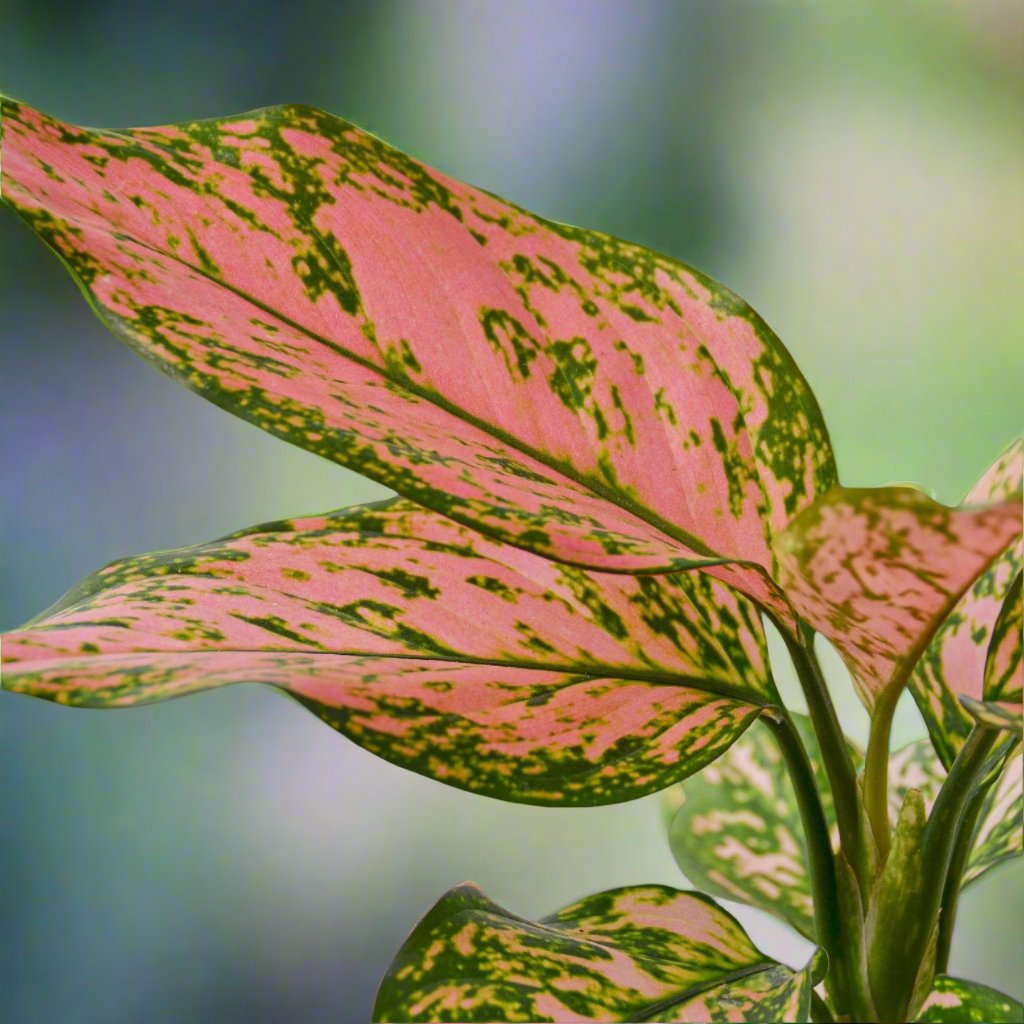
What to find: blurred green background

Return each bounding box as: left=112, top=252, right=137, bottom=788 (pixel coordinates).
left=1, top=2, right=1021, bottom=1021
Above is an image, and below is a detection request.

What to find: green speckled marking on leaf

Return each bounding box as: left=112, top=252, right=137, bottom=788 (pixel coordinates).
left=916, top=975, right=1023, bottom=1023
left=372, top=883, right=819, bottom=1022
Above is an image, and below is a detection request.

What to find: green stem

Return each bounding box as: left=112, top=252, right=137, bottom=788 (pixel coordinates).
left=765, top=712, right=849, bottom=1016
left=782, top=625, right=868, bottom=893
left=870, top=725, right=1000, bottom=1021
left=934, top=737, right=1017, bottom=973
left=863, top=683, right=900, bottom=862
left=933, top=786, right=986, bottom=974
left=810, top=989, right=836, bottom=1023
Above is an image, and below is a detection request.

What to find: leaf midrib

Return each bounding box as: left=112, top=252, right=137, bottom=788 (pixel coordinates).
left=5, top=643, right=771, bottom=707
left=21, top=148, right=749, bottom=569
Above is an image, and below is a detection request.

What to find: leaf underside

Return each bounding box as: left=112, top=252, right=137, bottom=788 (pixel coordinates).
left=0, top=97, right=840, bottom=626
left=1, top=499, right=777, bottom=806
left=372, top=883, right=818, bottom=1023
left=910, top=441, right=1023, bottom=767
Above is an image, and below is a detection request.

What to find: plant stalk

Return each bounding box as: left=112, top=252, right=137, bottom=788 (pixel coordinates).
left=862, top=683, right=900, bottom=862
left=810, top=989, right=836, bottom=1023
left=868, top=724, right=1000, bottom=1021
left=934, top=737, right=1017, bottom=973
left=782, top=624, right=869, bottom=894
left=765, top=712, right=850, bottom=1017
left=932, top=784, right=986, bottom=974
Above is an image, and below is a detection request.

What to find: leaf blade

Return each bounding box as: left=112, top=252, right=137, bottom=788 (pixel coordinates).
left=2, top=499, right=775, bottom=805
left=0, top=97, right=836, bottom=618
left=371, top=883, right=818, bottom=1023
left=909, top=441, right=1023, bottom=767
left=773, top=481, right=1022, bottom=710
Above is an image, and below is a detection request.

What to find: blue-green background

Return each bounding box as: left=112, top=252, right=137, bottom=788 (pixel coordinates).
left=2, top=2, right=1021, bottom=1021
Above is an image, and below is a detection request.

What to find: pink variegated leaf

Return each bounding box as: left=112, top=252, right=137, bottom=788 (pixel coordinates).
left=0, top=97, right=838, bottom=623
left=1, top=499, right=776, bottom=806
left=772, top=481, right=1022, bottom=710
left=372, top=883, right=821, bottom=1023
left=910, top=441, right=1023, bottom=767
left=979, top=571, right=1022, bottom=716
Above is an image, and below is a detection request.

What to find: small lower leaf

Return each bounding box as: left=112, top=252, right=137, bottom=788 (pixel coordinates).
left=916, top=975, right=1023, bottom=1023
left=372, top=883, right=818, bottom=1023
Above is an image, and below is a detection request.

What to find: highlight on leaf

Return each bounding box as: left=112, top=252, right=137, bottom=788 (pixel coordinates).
left=915, top=975, right=1024, bottom=1023
left=0, top=96, right=838, bottom=624
left=1, top=498, right=777, bottom=806
left=772, top=477, right=1023, bottom=710
left=909, top=441, right=1023, bottom=767
left=372, top=883, right=821, bottom=1023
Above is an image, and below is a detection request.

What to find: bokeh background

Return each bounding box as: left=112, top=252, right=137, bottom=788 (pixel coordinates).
left=2, top=2, right=1022, bottom=1021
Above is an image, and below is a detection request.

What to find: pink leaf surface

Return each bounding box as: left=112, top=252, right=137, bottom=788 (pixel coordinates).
left=909, top=441, right=1023, bottom=764
left=372, top=883, right=818, bottom=1022
left=1, top=500, right=775, bottom=805
left=0, top=98, right=838, bottom=623
left=772, top=479, right=1022, bottom=710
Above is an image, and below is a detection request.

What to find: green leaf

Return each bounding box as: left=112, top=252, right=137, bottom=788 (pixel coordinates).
left=916, top=976, right=1024, bottom=1023
left=910, top=441, right=1023, bottom=768
left=667, top=714, right=857, bottom=939
left=2, top=498, right=777, bottom=806
left=964, top=749, right=1023, bottom=884
left=0, top=96, right=838, bottom=625
left=372, top=883, right=820, bottom=1022
left=867, top=789, right=930, bottom=1023
left=666, top=722, right=1020, bottom=942
left=887, top=739, right=1022, bottom=887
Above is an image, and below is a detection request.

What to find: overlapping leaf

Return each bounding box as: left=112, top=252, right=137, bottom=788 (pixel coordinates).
left=667, top=714, right=851, bottom=939
left=666, top=720, right=1021, bottom=939
left=0, top=98, right=840, bottom=623
left=773, top=476, right=1022, bottom=710
left=1, top=499, right=777, bottom=806
left=910, top=442, right=1023, bottom=767
left=372, top=883, right=820, bottom=1022
left=980, top=572, right=1023, bottom=721
left=915, top=976, right=1024, bottom=1023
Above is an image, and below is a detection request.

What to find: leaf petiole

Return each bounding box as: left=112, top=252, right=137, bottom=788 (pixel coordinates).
left=764, top=710, right=850, bottom=1017
left=783, top=623, right=870, bottom=895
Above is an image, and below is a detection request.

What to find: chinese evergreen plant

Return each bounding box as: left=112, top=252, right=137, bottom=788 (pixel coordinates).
left=1, top=98, right=1021, bottom=1024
